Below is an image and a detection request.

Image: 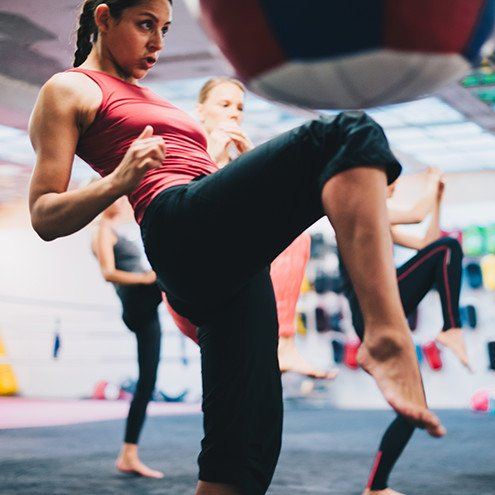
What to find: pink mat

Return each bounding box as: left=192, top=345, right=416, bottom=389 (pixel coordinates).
left=0, top=398, right=201, bottom=429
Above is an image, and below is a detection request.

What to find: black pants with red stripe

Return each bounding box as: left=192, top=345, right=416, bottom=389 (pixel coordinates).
left=347, top=236, right=463, bottom=490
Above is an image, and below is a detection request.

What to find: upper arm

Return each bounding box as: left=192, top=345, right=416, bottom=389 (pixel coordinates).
left=391, top=226, right=425, bottom=250
left=28, top=73, right=101, bottom=210
left=93, top=222, right=117, bottom=276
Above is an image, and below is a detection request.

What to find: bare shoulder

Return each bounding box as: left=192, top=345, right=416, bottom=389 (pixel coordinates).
left=31, top=71, right=102, bottom=137
left=41, top=71, right=102, bottom=111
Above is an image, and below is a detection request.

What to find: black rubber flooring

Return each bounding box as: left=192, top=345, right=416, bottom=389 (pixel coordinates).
left=0, top=405, right=493, bottom=494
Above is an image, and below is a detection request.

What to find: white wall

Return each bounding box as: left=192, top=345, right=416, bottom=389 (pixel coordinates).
left=297, top=173, right=495, bottom=409
left=0, top=219, right=201, bottom=400
left=1, top=172, right=495, bottom=409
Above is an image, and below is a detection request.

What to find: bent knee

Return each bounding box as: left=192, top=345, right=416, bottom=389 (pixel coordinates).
left=437, top=236, right=463, bottom=257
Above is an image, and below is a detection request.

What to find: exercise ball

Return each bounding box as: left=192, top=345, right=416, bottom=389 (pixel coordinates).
left=195, top=0, right=495, bottom=109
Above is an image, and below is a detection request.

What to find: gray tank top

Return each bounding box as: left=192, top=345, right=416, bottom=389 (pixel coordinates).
left=112, top=223, right=146, bottom=273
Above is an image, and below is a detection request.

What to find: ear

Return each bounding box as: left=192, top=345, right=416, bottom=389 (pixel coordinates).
left=94, top=4, right=112, bottom=34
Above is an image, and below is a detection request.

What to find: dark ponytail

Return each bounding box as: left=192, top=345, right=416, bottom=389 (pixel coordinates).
left=74, top=0, right=98, bottom=67
left=73, top=0, right=172, bottom=67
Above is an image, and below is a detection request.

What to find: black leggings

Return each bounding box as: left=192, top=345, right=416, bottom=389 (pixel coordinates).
left=116, top=283, right=163, bottom=445
left=141, top=112, right=401, bottom=494
left=347, top=236, right=463, bottom=490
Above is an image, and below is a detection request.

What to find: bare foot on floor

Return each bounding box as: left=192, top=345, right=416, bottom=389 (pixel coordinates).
left=278, top=336, right=338, bottom=379
left=116, top=447, right=164, bottom=478
left=436, top=328, right=471, bottom=371
left=358, top=331, right=446, bottom=438
left=363, top=488, right=406, bottom=495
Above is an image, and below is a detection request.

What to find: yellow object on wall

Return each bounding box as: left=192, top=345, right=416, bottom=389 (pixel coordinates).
left=296, top=313, right=307, bottom=335
left=0, top=335, right=18, bottom=396
left=300, top=275, right=312, bottom=294
left=481, top=254, right=495, bottom=291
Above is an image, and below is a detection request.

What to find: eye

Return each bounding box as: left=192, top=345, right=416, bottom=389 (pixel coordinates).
left=161, top=26, right=169, bottom=36
left=140, top=20, right=153, bottom=30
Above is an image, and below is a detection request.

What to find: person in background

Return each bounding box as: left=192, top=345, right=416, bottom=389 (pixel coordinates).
left=92, top=196, right=163, bottom=478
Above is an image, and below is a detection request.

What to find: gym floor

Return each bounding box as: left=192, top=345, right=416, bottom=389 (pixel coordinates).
left=0, top=402, right=493, bottom=495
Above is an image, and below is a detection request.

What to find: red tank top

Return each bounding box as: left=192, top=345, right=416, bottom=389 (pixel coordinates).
left=69, top=68, right=218, bottom=223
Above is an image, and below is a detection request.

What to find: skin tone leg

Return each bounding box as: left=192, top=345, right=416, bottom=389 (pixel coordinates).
left=278, top=336, right=338, bottom=379
left=116, top=443, right=164, bottom=479
left=322, top=166, right=445, bottom=438
left=436, top=328, right=471, bottom=371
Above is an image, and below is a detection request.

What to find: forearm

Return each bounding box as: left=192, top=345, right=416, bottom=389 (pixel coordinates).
left=31, top=175, right=122, bottom=241
left=388, top=183, right=437, bottom=225
left=423, top=201, right=442, bottom=246
left=412, top=188, right=436, bottom=221
left=103, top=269, right=149, bottom=285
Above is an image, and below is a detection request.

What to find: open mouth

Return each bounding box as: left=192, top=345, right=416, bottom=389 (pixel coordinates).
left=145, top=56, right=157, bottom=65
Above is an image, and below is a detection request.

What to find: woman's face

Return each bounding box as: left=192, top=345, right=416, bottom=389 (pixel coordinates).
left=197, top=82, right=245, bottom=133
left=98, top=0, right=172, bottom=81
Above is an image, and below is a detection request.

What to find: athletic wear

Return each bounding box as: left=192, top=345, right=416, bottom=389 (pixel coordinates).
left=69, top=67, right=401, bottom=494
left=164, top=232, right=311, bottom=341
left=340, top=236, right=463, bottom=490
left=140, top=113, right=401, bottom=494
left=271, top=232, right=311, bottom=338
left=110, top=225, right=163, bottom=445
left=342, top=236, right=463, bottom=340
left=70, top=68, right=218, bottom=223
left=366, top=416, right=415, bottom=492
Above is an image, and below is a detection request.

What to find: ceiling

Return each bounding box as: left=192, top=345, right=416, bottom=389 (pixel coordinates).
left=1, top=1, right=495, bottom=207
left=0, top=0, right=228, bottom=129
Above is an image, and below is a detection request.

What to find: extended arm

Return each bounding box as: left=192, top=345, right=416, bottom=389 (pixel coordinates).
left=391, top=180, right=444, bottom=250
left=387, top=168, right=441, bottom=225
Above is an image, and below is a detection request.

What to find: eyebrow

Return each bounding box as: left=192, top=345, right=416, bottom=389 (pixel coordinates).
left=139, top=12, right=172, bottom=25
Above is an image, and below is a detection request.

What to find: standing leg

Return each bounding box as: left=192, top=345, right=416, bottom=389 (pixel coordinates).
left=116, top=305, right=163, bottom=478
left=347, top=292, right=418, bottom=494
left=352, top=238, right=465, bottom=493
left=365, top=416, right=415, bottom=494
left=123, top=311, right=161, bottom=445
left=195, top=269, right=283, bottom=495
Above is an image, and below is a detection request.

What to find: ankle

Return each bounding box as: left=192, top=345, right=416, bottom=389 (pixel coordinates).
left=120, top=443, right=139, bottom=458
left=362, top=332, right=410, bottom=361
left=278, top=336, right=296, bottom=350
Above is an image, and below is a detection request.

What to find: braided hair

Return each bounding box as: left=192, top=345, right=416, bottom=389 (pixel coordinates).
left=73, top=0, right=172, bottom=67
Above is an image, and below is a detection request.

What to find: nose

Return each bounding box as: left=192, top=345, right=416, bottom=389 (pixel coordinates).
left=149, top=30, right=164, bottom=52
left=230, top=108, right=241, bottom=121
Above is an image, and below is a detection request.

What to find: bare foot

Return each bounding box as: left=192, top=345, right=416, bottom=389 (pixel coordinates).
left=116, top=444, right=164, bottom=479
left=358, top=331, right=446, bottom=438
left=278, top=336, right=338, bottom=379
left=436, top=328, right=471, bottom=371
left=363, top=488, right=406, bottom=495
